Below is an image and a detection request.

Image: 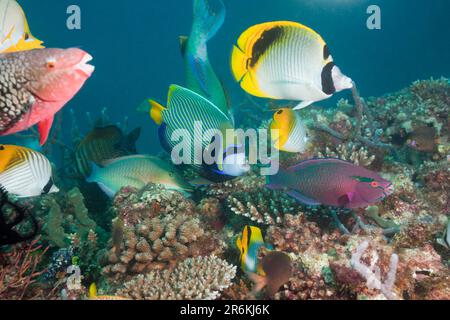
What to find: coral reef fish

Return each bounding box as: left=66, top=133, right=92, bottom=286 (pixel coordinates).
left=0, top=186, right=38, bottom=246
left=247, top=251, right=293, bottom=297
left=0, top=48, right=94, bottom=145
left=180, top=0, right=229, bottom=113
left=236, top=225, right=271, bottom=274
left=437, top=219, right=450, bottom=250
left=231, top=21, right=353, bottom=110
left=267, top=158, right=394, bottom=209
left=142, top=85, right=249, bottom=181
left=75, top=125, right=141, bottom=177
left=89, top=283, right=129, bottom=300
left=270, top=108, right=308, bottom=153
left=0, top=145, right=59, bottom=197
left=86, top=155, right=193, bottom=198
left=407, top=124, right=439, bottom=153
left=0, top=0, right=44, bottom=53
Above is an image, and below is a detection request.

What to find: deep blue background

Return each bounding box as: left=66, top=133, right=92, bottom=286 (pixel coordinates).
left=7, top=0, right=450, bottom=154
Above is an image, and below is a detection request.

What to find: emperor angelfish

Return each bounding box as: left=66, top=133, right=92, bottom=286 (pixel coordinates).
left=270, top=108, right=308, bottom=153
left=0, top=145, right=59, bottom=197
left=0, top=0, right=44, bottom=53
left=231, top=21, right=353, bottom=110
left=144, top=85, right=249, bottom=181
left=180, top=0, right=229, bottom=113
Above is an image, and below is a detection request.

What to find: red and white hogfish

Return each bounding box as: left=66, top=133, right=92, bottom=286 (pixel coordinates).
left=267, top=158, right=394, bottom=209
left=0, top=48, right=94, bottom=145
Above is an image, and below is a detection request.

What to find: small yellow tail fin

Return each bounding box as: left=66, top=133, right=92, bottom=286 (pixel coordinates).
left=149, top=100, right=166, bottom=125
left=89, top=283, right=97, bottom=298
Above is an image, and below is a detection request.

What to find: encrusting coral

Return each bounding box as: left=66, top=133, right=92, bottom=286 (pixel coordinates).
left=115, top=255, right=236, bottom=300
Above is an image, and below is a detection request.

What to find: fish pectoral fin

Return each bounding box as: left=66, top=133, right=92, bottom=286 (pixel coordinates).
left=286, top=189, right=321, bottom=206
left=37, top=116, right=55, bottom=146
left=337, top=193, right=352, bottom=207
left=246, top=272, right=267, bottom=295
left=293, top=101, right=314, bottom=110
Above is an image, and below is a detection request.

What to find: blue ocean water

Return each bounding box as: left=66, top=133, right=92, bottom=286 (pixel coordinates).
left=17, top=0, right=450, bottom=155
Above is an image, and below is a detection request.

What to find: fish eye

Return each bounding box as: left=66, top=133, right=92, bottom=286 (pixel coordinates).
left=46, top=58, right=57, bottom=69
left=370, top=181, right=379, bottom=188
left=0, top=145, right=4, bottom=150
left=277, top=110, right=283, bottom=115
left=24, top=33, right=29, bottom=40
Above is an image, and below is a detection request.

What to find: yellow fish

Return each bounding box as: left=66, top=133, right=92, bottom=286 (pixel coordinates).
left=0, top=0, right=44, bottom=53
left=89, top=283, right=129, bottom=301
left=231, top=21, right=353, bottom=110
left=236, top=225, right=270, bottom=275
left=0, top=145, right=59, bottom=197
left=270, top=108, right=308, bottom=153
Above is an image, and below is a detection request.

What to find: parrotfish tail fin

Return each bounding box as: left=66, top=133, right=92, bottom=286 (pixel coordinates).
left=86, top=162, right=101, bottom=184
left=149, top=100, right=166, bottom=126
left=193, top=0, right=226, bottom=42
left=246, top=272, right=267, bottom=296
left=125, top=127, right=141, bottom=153
left=265, top=168, right=289, bottom=191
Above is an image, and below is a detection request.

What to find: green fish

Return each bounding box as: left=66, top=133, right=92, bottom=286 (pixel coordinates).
left=86, top=155, right=193, bottom=198
left=179, top=0, right=229, bottom=113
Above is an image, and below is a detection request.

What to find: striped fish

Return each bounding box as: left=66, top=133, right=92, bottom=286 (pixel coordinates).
left=270, top=108, right=308, bottom=153
left=236, top=225, right=271, bottom=274
left=231, top=21, right=353, bottom=110
left=146, top=85, right=249, bottom=180
left=0, top=0, right=44, bottom=53
left=0, top=145, right=59, bottom=197
left=74, top=125, right=141, bottom=177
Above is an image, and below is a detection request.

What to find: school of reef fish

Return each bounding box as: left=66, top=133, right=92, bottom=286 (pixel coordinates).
left=0, top=0, right=449, bottom=300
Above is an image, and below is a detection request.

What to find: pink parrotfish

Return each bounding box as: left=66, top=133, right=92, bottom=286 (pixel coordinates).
left=0, top=48, right=94, bottom=145
left=267, top=158, right=394, bottom=209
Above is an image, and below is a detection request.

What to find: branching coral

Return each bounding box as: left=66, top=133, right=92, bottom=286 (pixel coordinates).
left=317, top=144, right=375, bottom=167
left=226, top=188, right=302, bottom=225
left=115, top=256, right=236, bottom=300
left=202, top=173, right=265, bottom=199
left=0, top=238, right=48, bottom=300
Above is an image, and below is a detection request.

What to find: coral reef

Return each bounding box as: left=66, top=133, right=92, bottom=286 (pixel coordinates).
left=115, top=256, right=236, bottom=300
left=102, top=184, right=224, bottom=282
left=226, top=189, right=302, bottom=225
left=0, top=238, right=48, bottom=300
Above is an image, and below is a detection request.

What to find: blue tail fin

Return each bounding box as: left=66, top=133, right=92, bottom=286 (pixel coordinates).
left=86, top=162, right=101, bottom=184
left=193, top=0, right=225, bottom=41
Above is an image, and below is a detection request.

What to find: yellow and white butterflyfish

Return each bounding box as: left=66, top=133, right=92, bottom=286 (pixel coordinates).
left=0, top=0, right=44, bottom=53
left=0, top=145, right=59, bottom=197
left=231, top=21, right=353, bottom=110
left=236, top=225, right=268, bottom=275
left=270, top=108, right=308, bottom=153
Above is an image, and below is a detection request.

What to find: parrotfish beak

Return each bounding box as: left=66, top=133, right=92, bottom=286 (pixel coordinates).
left=76, top=53, right=95, bottom=77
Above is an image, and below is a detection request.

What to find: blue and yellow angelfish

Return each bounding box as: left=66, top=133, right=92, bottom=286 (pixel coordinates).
left=236, top=225, right=272, bottom=275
